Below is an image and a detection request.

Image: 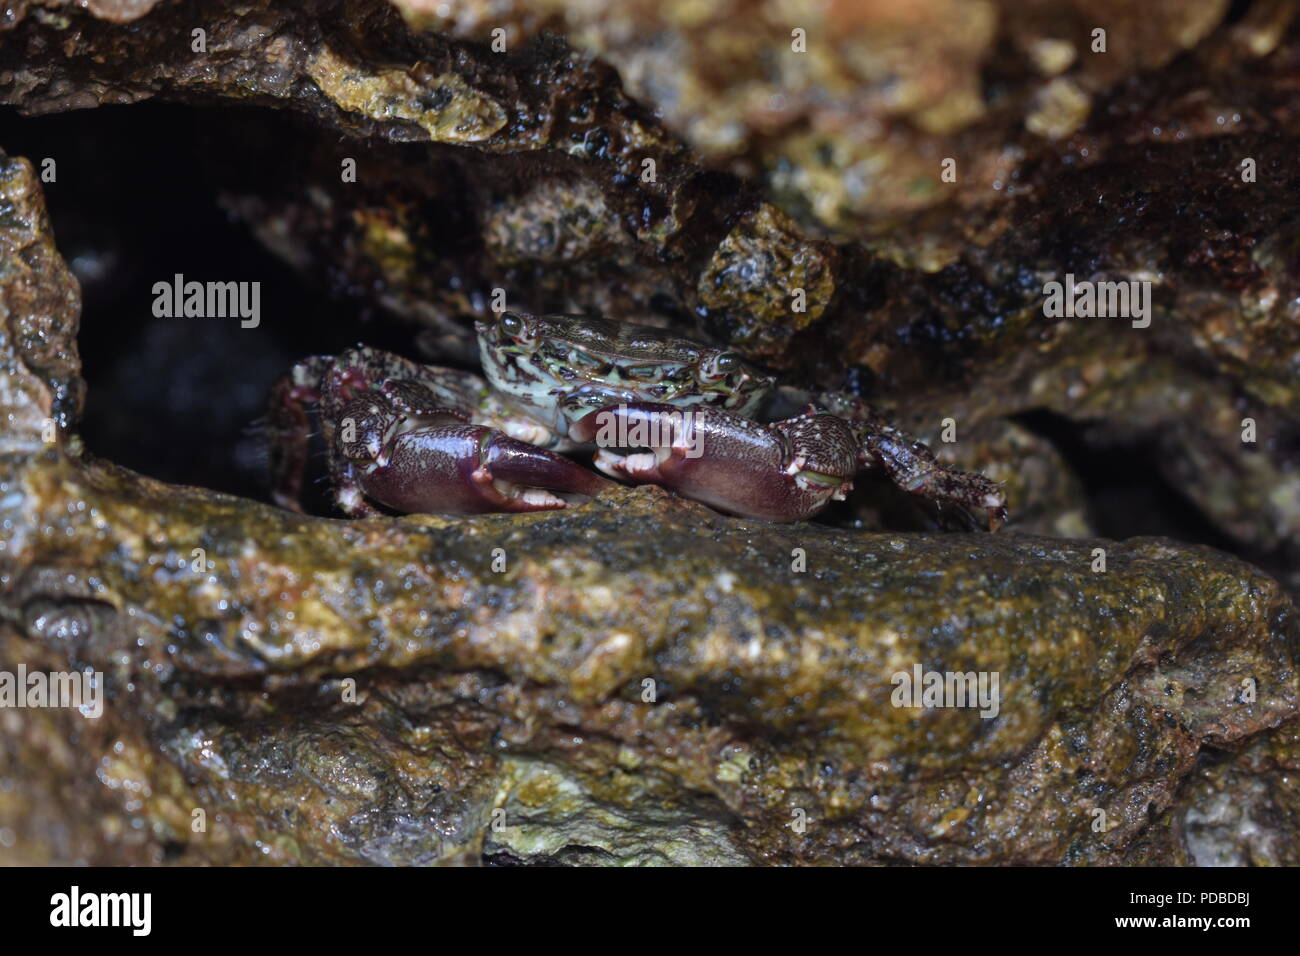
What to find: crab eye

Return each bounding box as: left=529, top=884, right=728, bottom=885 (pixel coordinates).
left=500, top=313, right=526, bottom=339
left=700, top=350, right=741, bottom=382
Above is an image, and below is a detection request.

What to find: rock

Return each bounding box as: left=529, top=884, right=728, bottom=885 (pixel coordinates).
left=1, top=2, right=1298, bottom=865
left=393, top=0, right=1235, bottom=236
left=3, top=448, right=1298, bottom=863
left=1180, top=716, right=1300, bottom=866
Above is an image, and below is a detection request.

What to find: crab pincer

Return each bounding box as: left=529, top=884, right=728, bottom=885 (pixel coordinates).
left=572, top=402, right=858, bottom=522
left=358, top=423, right=612, bottom=515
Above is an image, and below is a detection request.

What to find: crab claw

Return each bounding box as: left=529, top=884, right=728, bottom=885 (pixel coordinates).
left=571, top=403, right=857, bottom=522
left=359, top=424, right=612, bottom=514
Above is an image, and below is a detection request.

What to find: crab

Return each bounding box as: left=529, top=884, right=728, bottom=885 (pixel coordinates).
left=268, top=312, right=1007, bottom=528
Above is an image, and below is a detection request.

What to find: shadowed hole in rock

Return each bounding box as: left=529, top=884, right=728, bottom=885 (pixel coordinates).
left=1012, top=409, right=1239, bottom=546
left=0, top=103, right=428, bottom=512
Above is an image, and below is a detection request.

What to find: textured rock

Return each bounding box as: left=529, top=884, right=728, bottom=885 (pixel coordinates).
left=394, top=0, right=1237, bottom=235
left=1180, top=717, right=1300, bottom=866
left=1, top=2, right=1299, bottom=865
left=4, top=445, right=1298, bottom=863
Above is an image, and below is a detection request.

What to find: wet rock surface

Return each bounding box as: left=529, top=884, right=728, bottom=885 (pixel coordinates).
left=5, top=440, right=1299, bottom=863
left=0, top=1, right=1298, bottom=864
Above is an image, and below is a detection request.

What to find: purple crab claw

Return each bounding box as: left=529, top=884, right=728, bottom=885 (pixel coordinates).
left=571, top=402, right=858, bottom=522
left=359, top=424, right=612, bottom=515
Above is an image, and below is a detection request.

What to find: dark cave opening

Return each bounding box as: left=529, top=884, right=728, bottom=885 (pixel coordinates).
left=1011, top=409, right=1243, bottom=548
left=0, top=102, right=420, bottom=509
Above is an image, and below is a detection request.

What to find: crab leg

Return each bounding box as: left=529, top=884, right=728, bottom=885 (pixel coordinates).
left=571, top=403, right=858, bottom=522
left=854, top=422, right=1007, bottom=531
left=798, top=392, right=1008, bottom=530
left=267, top=355, right=335, bottom=514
